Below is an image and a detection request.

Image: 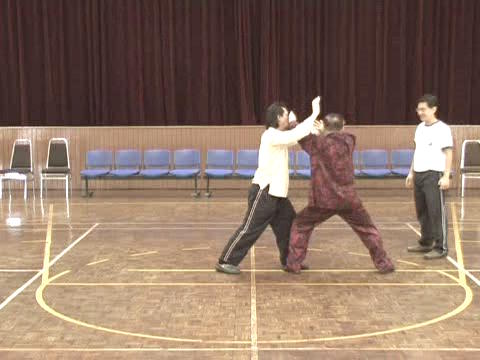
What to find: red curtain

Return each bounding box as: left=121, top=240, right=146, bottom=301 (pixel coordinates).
left=1, top=0, right=479, bottom=126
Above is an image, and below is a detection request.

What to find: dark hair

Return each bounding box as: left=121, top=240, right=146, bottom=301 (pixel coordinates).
left=265, top=102, right=288, bottom=129
left=417, top=94, right=438, bottom=109
left=323, top=113, right=345, bottom=131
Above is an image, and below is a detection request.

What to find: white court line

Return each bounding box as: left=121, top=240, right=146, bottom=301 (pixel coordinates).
left=447, top=257, right=480, bottom=287
left=406, top=215, right=480, bottom=288
left=0, top=269, right=41, bottom=273
left=0, top=223, right=99, bottom=311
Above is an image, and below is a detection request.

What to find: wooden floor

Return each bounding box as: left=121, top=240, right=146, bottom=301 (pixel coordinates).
left=0, top=188, right=479, bottom=359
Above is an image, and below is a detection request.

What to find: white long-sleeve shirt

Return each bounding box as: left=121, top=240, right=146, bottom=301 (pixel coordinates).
left=252, top=117, right=315, bottom=198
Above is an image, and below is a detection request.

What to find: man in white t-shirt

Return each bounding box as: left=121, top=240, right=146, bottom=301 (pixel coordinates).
left=215, top=96, right=321, bottom=274
left=406, top=94, right=453, bottom=259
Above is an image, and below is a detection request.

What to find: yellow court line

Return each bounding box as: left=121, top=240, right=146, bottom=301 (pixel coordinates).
left=182, top=247, right=210, bottom=251
left=1, top=347, right=480, bottom=352
left=250, top=246, right=258, bottom=360
left=36, top=269, right=472, bottom=345
left=35, top=271, right=246, bottom=344
left=127, top=268, right=461, bottom=273
left=1, top=346, right=480, bottom=352
left=397, top=260, right=421, bottom=267
left=21, top=240, right=45, bottom=243
left=348, top=252, right=369, bottom=258
left=451, top=203, right=467, bottom=285
left=41, top=205, right=54, bottom=285
left=86, top=259, right=110, bottom=266
left=130, top=251, right=158, bottom=257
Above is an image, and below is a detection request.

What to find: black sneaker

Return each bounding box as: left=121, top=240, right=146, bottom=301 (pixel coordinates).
left=407, top=244, right=434, bottom=253
left=215, top=262, right=241, bottom=275
left=424, top=249, right=448, bottom=260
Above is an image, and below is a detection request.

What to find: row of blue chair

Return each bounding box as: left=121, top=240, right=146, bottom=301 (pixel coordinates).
left=80, top=148, right=414, bottom=197
left=80, top=149, right=202, bottom=196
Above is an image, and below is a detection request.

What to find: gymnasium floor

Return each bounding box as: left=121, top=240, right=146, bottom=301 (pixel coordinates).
left=0, top=188, right=479, bottom=359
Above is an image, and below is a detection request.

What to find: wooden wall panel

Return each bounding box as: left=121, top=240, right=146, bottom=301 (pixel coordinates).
left=0, top=126, right=479, bottom=191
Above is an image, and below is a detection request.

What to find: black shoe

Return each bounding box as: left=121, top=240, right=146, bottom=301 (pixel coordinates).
left=407, top=244, right=434, bottom=253
left=424, top=250, right=448, bottom=260
left=215, top=262, right=241, bottom=274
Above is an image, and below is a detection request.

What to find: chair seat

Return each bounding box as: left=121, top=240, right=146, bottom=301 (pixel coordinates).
left=109, top=169, right=140, bottom=177
left=235, top=169, right=256, bottom=178
left=354, top=169, right=362, bottom=177
left=0, top=168, right=31, bottom=175
left=42, top=167, right=71, bottom=174
left=139, top=169, right=170, bottom=178
left=360, top=169, right=392, bottom=177
left=295, top=169, right=311, bottom=178
left=80, top=169, right=110, bottom=178
left=205, top=169, right=234, bottom=178
left=391, top=168, right=410, bottom=177
left=170, top=169, right=200, bottom=178
left=289, top=169, right=295, bottom=176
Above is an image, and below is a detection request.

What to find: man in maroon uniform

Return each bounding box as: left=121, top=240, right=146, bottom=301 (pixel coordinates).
left=286, top=113, right=395, bottom=274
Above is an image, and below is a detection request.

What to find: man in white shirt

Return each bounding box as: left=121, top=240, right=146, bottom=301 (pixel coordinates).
left=406, top=94, right=453, bottom=259
left=215, top=96, right=321, bottom=274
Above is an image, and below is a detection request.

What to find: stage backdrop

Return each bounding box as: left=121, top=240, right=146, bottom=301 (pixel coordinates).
left=1, top=0, right=480, bottom=126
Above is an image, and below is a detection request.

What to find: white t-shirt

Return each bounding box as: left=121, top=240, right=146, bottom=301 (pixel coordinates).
left=413, top=120, right=453, bottom=172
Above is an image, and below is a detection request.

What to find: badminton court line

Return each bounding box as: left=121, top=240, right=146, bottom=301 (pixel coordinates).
left=0, top=205, right=98, bottom=311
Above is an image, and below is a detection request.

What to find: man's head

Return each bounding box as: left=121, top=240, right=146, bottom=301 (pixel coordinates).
left=265, top=102, right=290, bottom=130
left=320, top=113, right=345, bottom=132
left=416, top=94, right=438, bottom=123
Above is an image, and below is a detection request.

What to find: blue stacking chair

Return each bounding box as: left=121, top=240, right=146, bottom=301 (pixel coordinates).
left=110, top=150, right=142, bottom=177
left=353, top=150, right=362, bottom=177
left=391, top=149, right=414, bottom=177
left=170, top=149, right=201, bottom=196
left=235, top=150, right=258, bottom=179
left=81, top=150, right=113, bottom=179
left=295, top=151, right=311, bottom=178
left=360, top=150, right=391, bottom=177
left=205, top=150, right=234, bottom=197
left=289, top=151, right=295, bottom=176
left=80, top=150, right=114, bottom=196
left=140, top=150, right=170, bottom=178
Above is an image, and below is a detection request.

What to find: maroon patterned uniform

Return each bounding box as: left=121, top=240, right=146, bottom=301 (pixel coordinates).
left=286, top=131, right=394, bottom=272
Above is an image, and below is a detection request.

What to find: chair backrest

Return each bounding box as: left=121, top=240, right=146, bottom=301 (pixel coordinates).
left=296, top=151, right=310, bottom=169
left=353, top=150, right=361, bottom=168
left=461, top=140, right=480, bottom=169
left=207, top=150, right=234, bottom=169
left=46, top=138, right=70, bottom=169
left=10, top=139, right=33, bottom=171
left=115, top=150, right=142, bottom=169
left=236, top=150, right=258, bottom=169
left=173, top=149, right=201, bottom=169
left=86, top=150, right=114, bottom=169
left=143, top=150, right=170, bottom=169
left=391, top=149, right=414, bottom=168
left=361, top=150, right=389, bottom=168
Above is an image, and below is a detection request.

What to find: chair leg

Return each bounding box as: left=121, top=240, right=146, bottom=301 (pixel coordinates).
left=24, top=178, right=27, bottom=200
left=0, top=178, right=3, bottom=200
left=205, top=177, right=211, bottom=197
left=192, top=176, right=200, bottom=198
left=461, top=174, right=465, bottom=198
left=65, top=177, right=68, bottom=200
left=40, top=177, right=43, bottom=199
